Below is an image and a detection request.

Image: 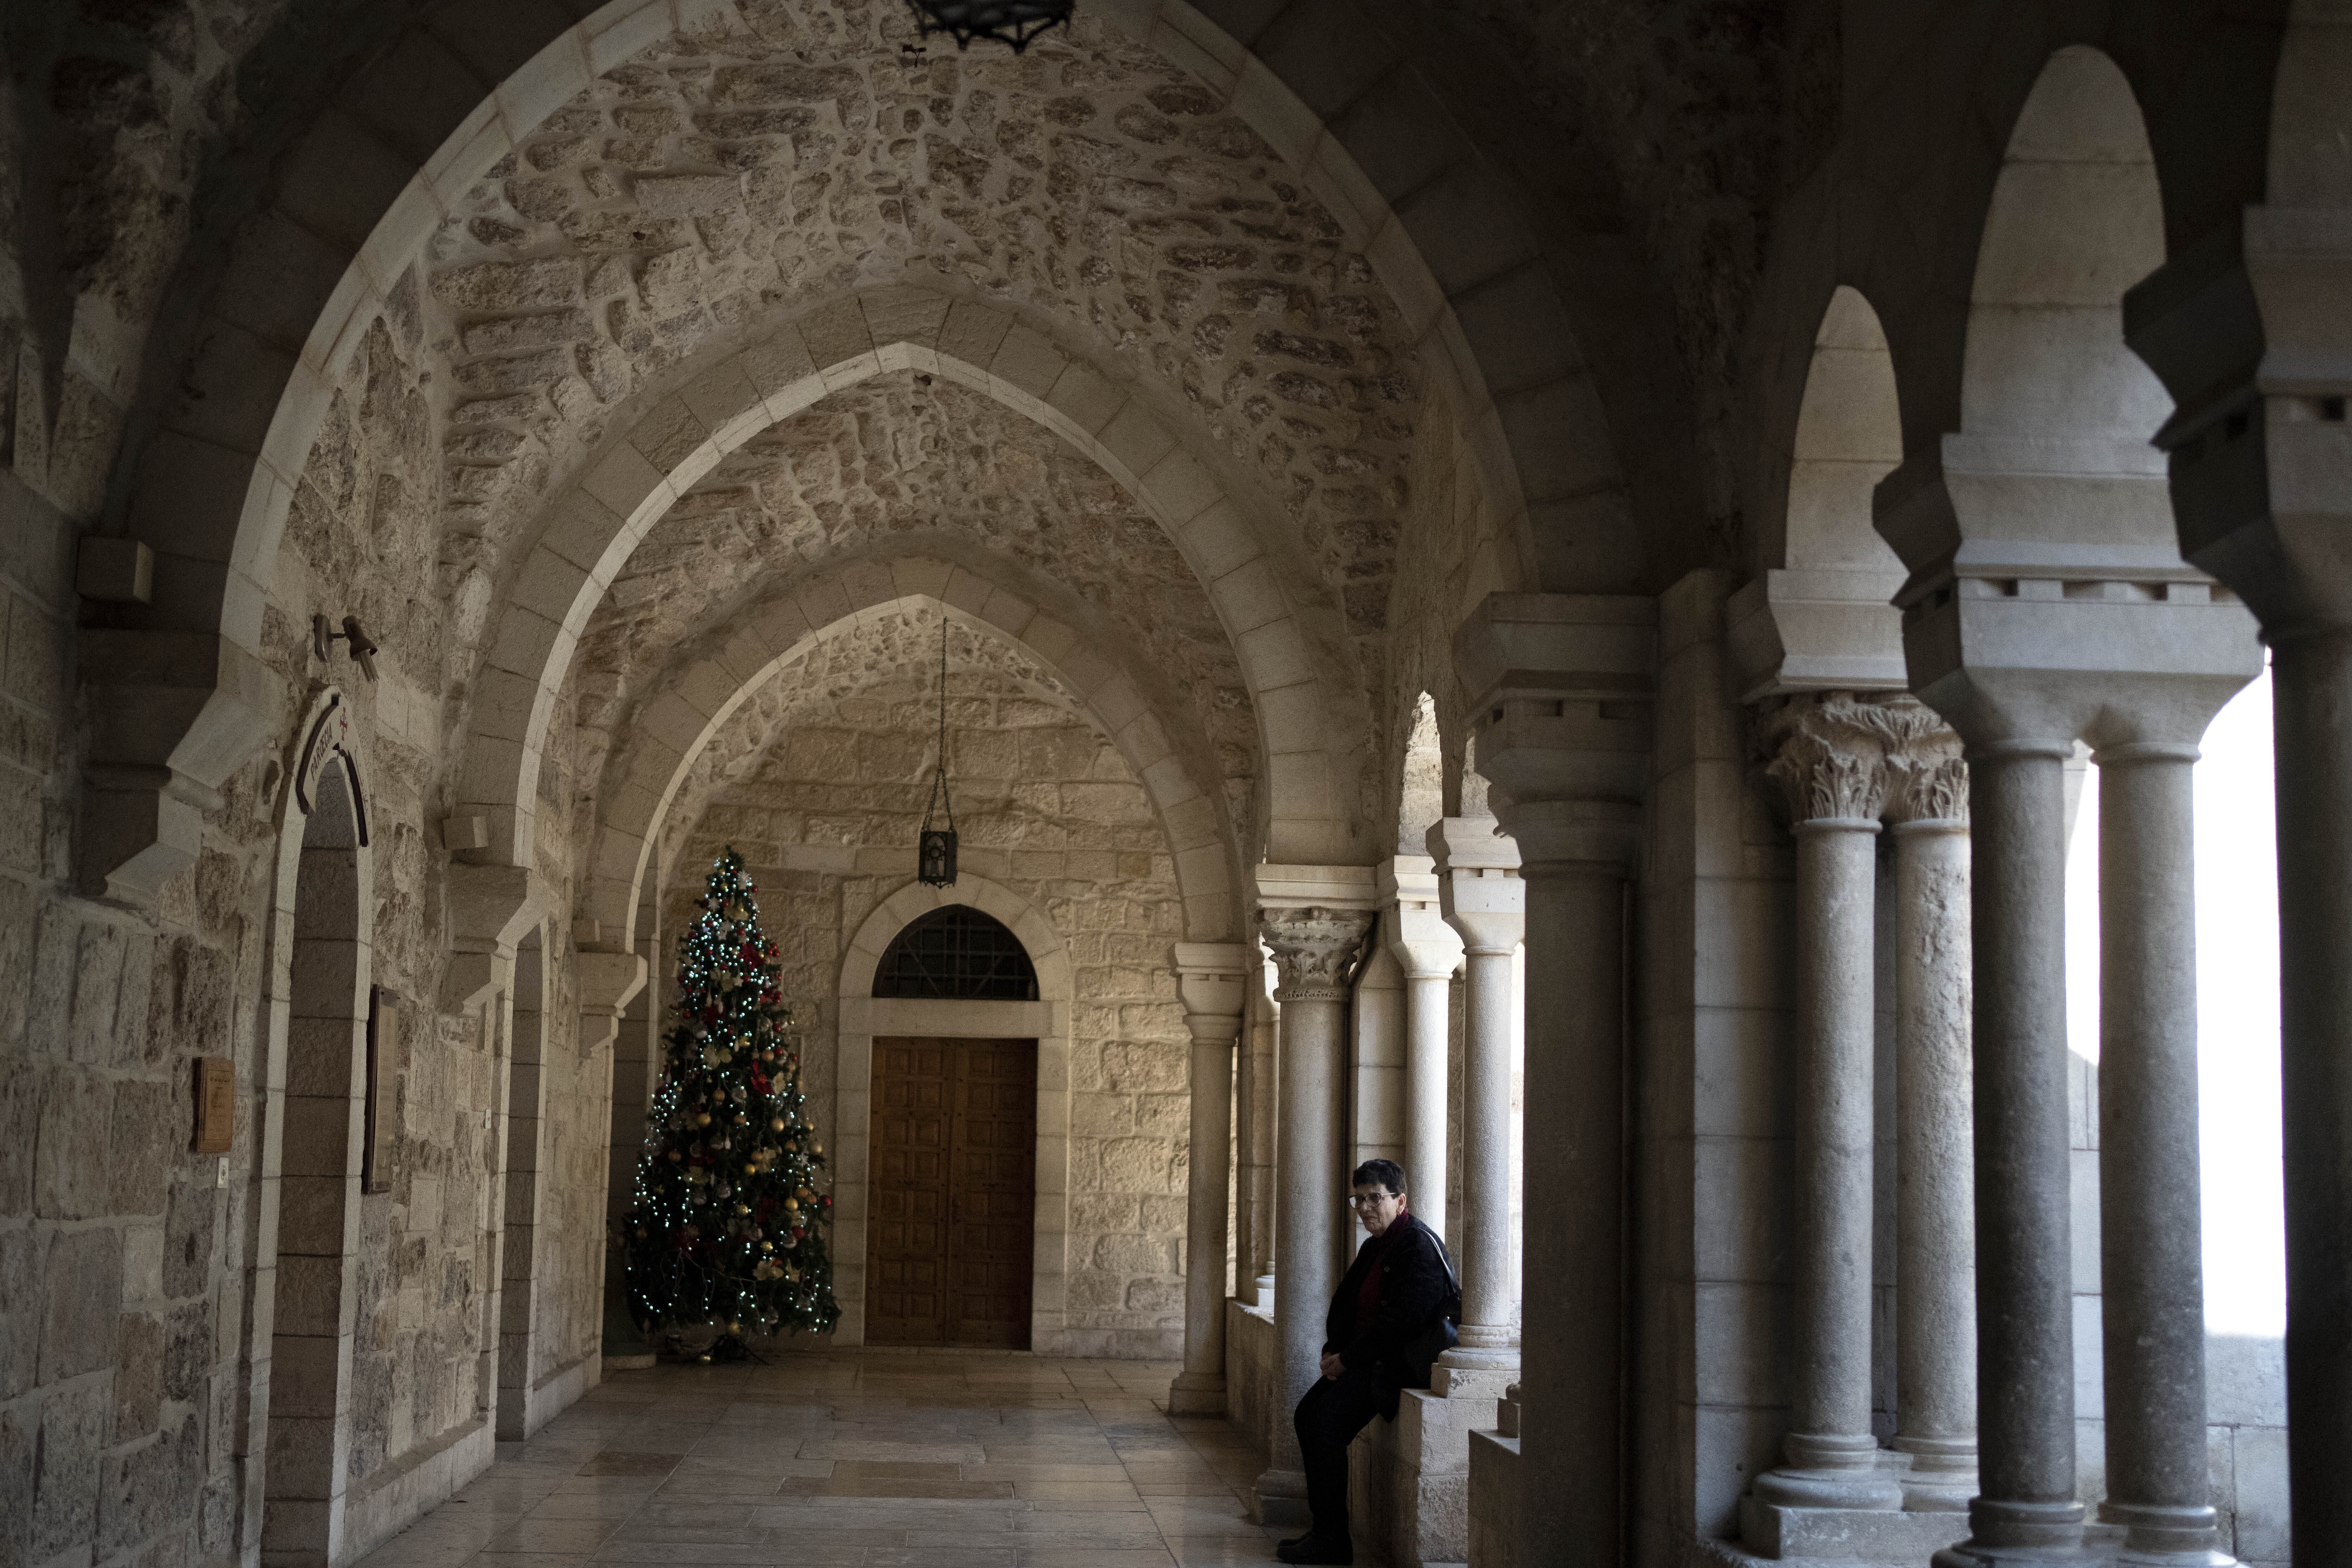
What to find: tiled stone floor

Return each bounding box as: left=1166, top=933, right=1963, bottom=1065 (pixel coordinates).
left=355, top=1351, right=1291, bottom=1568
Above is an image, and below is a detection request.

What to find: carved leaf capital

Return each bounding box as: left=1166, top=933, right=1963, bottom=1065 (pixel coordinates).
left=1256, top=906, right=1374, bottom=1002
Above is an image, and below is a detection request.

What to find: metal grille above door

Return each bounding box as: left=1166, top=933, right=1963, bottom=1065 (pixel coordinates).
left=871, top=905, right=1039, bottom=1001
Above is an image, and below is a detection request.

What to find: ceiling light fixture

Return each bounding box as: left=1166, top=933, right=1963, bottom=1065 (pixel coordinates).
left=918, top=614, right=959, bottom=888
left=903, top=0, right=1074, bottom=52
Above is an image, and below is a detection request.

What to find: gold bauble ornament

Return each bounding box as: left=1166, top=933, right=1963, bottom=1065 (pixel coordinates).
left=695, top=1111, right=713, bottom=1127
left=770, top=1118, right=785, bottom=1131
left=783, top=1197, right=800, bottom=1212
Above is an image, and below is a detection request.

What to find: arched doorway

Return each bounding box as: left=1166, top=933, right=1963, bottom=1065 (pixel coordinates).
left=262, top=719, right=372, bottom=1568
left=864, top=905, right=1042, bottom=1349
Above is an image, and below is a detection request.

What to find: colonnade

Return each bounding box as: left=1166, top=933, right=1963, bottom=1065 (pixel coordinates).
left=1159, top=562, right=2297, bottom=1565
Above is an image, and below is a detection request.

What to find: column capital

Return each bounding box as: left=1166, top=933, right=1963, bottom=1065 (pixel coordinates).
left=1377, top=854, right=1463, bottom=979
left=1872, top=450, right=2261, bottom=752
left=576, top=949, right=649, bottom=1055
left=441, top=864, right=546, bottom=1010
left=2125, top=204, right=2352, bottom=638
left=1256, top=906, right=1374, bottom=1003
left=1453, top=592, right=1657, bottom=814
left=1758, top=691, right=1897, bottom=827
left=1427, top=817, right=1524, bottom=955
left=1757, top=689, right=1966, bottom=829
left=1172, top=941, right=1253, bottom=1041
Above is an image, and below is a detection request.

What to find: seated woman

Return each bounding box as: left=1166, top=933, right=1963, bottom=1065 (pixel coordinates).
left=1278, top=1158, right=1458, bottom=1567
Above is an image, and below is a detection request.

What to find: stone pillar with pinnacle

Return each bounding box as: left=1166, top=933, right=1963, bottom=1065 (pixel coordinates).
left=1455, top=593, right=1656, bottom=1568
left=1886, top=728, right=1980, bottom=1513
left=1748, top=695, right=1908, bottom=1519
left=1875, top=438, right=2261, bottom=1568
left=1426, top=815, right=1522, bottom=1401
left=1168, top=942, right=1251, bottom=1417
left=1379, top=854, right=1462, bottom=1247
left=1248, top=872, right=1375, bottom=1528
left=2127, top=193, right=2352, bottom=1568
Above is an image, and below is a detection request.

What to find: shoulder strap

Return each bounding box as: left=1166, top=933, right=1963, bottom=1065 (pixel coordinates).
left=1422, top=1220, right=1460, bottom=1297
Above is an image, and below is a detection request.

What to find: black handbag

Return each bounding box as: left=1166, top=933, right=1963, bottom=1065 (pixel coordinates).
left=1401, top=1233, right=1462, bottom=1386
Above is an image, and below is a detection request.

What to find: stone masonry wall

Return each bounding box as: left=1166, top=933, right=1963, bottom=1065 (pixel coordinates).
left=657, top=634, right=1192, bottom=1357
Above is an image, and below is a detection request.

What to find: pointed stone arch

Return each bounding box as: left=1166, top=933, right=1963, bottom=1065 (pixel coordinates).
left=585, top=563, right=1242, bottom=949
left=248, top=686, right=377, bottom=1568
left=85, top=0, right=1678, bottom=903
left=1732, top=285, right=1909, bottom=700
left=462, top=286, right=1358, bottom=876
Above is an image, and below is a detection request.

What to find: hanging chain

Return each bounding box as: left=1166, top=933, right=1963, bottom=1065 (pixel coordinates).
left=921, top=612, right=955, bottom=834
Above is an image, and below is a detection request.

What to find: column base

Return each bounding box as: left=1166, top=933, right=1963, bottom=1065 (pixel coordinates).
left=1253, top=1468, right=1310, bottom=1529
left=1753, top=1433, right=1906, bottom=1512
left=1931, top=1498, right=2093, bottom=1568
left=2097, top=1502, right=2234, bottom=1566
left=1892, top=1436, right=1979, bottom=1513
left=1435, top=1331, right=1519, bottom=1373
left=1739, top=1496, right=1970, bottom=1561
left=1166, top=1371, right=1227, bottom=1416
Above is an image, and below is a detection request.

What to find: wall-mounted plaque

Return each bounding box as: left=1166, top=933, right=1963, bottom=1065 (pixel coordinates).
left=363, top=987, right=396, bottom=1194
left=194, top=1058, right=234, bottom=1154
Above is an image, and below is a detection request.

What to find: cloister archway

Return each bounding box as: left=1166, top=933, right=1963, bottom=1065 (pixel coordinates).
left=76, top=0, right=1699, bottom=906
left=586, top=577, right=1240, bottom=949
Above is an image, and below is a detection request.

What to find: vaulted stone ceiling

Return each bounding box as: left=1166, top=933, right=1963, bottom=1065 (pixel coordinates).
left=569, top=372, right=1255, bottom=805
left=419, top=0, right=1426, bottom=712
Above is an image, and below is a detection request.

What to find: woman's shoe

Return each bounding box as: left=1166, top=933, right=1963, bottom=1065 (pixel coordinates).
left=1275, top=1535, right=1354, bottom=1565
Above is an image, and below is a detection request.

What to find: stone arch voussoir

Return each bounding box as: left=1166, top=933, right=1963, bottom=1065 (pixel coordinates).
left=462, top=285, right=1358, bottom=879
left=586, top=564, right=1241, bottom=950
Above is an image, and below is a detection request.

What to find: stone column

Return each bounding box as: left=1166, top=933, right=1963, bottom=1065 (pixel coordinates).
left=1886, top=743, right=1978, bottom=1512
left=1233, top=971, right=1263, bottom=1308
left=1872, top=412, right=2260, bottom=1567
left=1248, top=974, right=1279, bottom=1304
left=1170, top=943, right=1251, bottom=1416
left=1753, top=696, right=1907, bottom=1514
left=1933, top=740, right=2084, bottom=1565
left=1380, top=854, right=1462, bottom=1244
left=2126, top=195, right=2352, bottom=1565
left=1427, top=817, right=1521, bottom=1395
left=1456, top=592, right=1657, bottom=1568
left=2094, top=742, right=2226, bottom=1558
left=2271, top=628, right=2352, bottom=1568
left=1250, top=877, right=1374, bottom=1526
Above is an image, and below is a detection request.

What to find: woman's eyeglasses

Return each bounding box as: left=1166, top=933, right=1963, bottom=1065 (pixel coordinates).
left=1346, top=1192, right=1399, bottom=1208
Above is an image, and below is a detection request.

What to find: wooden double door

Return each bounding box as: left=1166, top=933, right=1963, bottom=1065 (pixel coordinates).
left=864, top=1036, right=1038, bottom=1347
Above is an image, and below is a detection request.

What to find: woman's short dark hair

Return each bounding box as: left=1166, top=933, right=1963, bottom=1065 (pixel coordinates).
left=1352, top=1158, right=1407, bottom=1196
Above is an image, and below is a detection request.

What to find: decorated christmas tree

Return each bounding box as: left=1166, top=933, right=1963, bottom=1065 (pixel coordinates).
left=623, top=847, right=838, bottom=1356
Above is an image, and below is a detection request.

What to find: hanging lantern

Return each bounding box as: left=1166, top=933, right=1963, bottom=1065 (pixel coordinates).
left=903, top=0, right=1074, bottom=52
left=919, top=614, right=959, bottom=887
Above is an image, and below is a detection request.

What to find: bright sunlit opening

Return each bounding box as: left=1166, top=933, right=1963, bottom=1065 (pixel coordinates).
left=2064, top=665, right=2285, bottom=1338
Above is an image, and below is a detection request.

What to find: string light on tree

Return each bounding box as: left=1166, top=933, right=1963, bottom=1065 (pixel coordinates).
left=622, top=847, right=838, bottom=1357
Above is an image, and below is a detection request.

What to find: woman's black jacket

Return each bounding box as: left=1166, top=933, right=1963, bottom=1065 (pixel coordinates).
left=1322, top=1211, right=1454, bottom=1419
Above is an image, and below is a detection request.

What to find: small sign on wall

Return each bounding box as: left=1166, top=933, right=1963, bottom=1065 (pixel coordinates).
left=193, top=1057, right=234, bottom=1154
